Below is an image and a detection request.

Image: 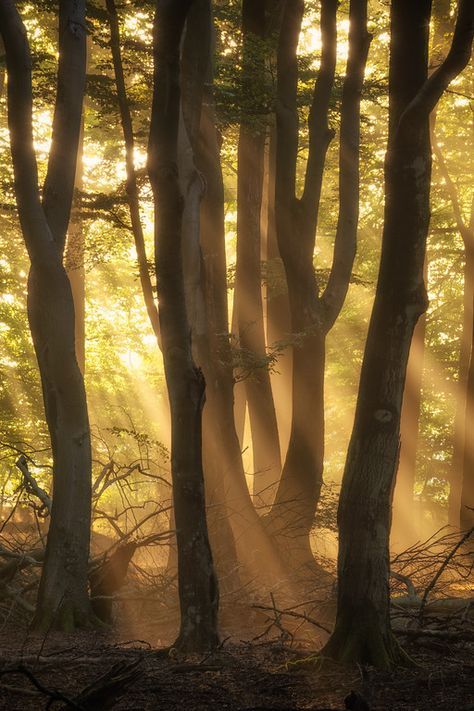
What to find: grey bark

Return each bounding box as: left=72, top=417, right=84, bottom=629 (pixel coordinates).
left=0, top=0, right=93, bottom=631
left=324, top=0, right=474, bottom=669
left=147, top=0, right=219, bottom=652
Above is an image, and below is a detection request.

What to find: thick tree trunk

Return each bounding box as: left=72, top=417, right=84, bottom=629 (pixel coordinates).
left=29, top=265, right=92, bottom=630
left=235, top=0, right=281, bottom=506
left=148, top=0, right=219, bottom=652
left=0, top=0, right=94, bottom=631
left=324, top=0, right=474, bottom=668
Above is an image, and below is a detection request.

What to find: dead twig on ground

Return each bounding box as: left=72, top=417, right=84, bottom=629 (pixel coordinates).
left=418, top=526, right=474, bottom=627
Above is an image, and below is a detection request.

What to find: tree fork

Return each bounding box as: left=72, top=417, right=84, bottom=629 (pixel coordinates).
left=0, top=0, right=95, bottom=630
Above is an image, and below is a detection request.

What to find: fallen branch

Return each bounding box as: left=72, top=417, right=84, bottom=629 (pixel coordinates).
left=419, top=525, right=474, bottom=626
left=395, top=627, right=474, bottom=642
left=0, top=665, right=81, bottom=709
left=390, top=570, right=417, bottom=600
left=61, top=657, right=143, bottom=710
left=252, top=603, right=331, bottom=635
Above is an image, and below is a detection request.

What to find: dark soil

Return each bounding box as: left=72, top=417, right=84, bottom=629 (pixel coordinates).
left=0, top=625, right=472, bottom=710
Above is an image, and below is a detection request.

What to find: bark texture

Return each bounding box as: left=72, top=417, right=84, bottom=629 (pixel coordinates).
left=324, top=0, right=474, bottom=668
left=0, top=0, right=93, bottom=631
left=235, top=0, right=281, bottom=506
left=148, top=0, right=219, bottom=652
left=179, top=0, right=241, bottom=591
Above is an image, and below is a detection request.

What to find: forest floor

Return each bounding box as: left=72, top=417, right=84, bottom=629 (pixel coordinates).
left=0, top=617, right=473, bottom=711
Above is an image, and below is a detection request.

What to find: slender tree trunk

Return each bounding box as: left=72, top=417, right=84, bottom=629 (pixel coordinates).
left=0, top=0, right=94, bottom=631
left=265, top=125, right=292, bottom=457
left=231, top=303, right=246, bottom=448
left=65, top=124, right=86, bottom=374
left=460, top=268, right=474, bottom=529
left=0, top=36, right=5, bottom=99
left=235, top=0, right=281, bottom=506
left=148, top=0, right=219, bottom=652
left=451, top=246, right=474, bottom=524
left=434, top=134, right=474, bottom=525
left=106, top=0, right=160, bottom=342
left=391, top=298, right=426, bottom=546
left=324, top=0, right=473, bottom=668
left=108, top=0, right=242, bottom=588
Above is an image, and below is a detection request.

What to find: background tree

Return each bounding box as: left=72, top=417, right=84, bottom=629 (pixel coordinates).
left=234, top=0, right=281, bottom=505
left=266, top=0, right=370, bottom=576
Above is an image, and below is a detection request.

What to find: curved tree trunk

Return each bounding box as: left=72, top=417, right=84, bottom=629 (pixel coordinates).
left=450, top=246, right=474, bottom=525
left=106, top=0, right=160, bottom=343
left=148, top=0, right=219, bottom=652
left=0, top=0, right=94, bottom=631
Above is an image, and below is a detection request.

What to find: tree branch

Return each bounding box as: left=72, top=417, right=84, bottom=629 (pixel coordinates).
left=42, top=0, right=87, bottom=255
left=0, top=0, right=57, bottom=267
left=106, top=0, right=161, bottom=342
left=400, top=0, right=474, bottom=131
left=321, top=0, right=371, bottom=329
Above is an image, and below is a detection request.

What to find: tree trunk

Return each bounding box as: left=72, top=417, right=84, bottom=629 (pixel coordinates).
left=0, top=0, right=94, bottom=631
left=65, top=123, right=86, bottom=374
left=391, top=298, right=426, bottom=547
left=235, top=0, right=281, bottom=507
left=106, top=0, right=160, bottom=343
left=460, top=243, right=474, bottom=530
left=190, top=6, right=287, bottom=589
left=179, top=1, right=241, bottom=592
left=267, top=0, right=369, bottom=578
left=324, top=0, right=474, bottom=668
left=264, top=125, right=292, bottom=458
left=148, top=0, right=219, bottom=652
left=451, top=246, right=474, bottom=525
